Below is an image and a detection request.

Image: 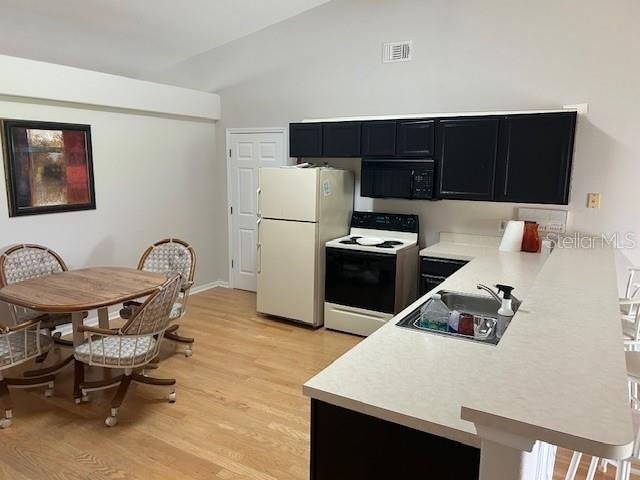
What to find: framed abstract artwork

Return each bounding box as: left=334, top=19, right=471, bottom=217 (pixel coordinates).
left=1, top=120, right=96, bottom=217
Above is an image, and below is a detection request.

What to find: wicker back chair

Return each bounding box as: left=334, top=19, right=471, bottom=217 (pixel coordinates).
left=74, top=274, right=182, bottom=427
left=139, top=238, right=196, bottom=317
left=122, top=238, right=196, bottom=357
left=0, top=244, right=66, bottom=323
left=0, top=317, right=56, bottom=428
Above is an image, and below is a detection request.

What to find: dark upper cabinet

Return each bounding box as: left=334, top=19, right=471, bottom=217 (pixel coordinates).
left=361, top=121, right=397, bottom=157
left=396, top=120, right=435, bottom=157
left=322, top=121, right=361, bottom=157
left=289, top=123, right=322, bottom=157
left=496, top=112, right=576, bottom=205
left=436, top=117, right=499, bottom=201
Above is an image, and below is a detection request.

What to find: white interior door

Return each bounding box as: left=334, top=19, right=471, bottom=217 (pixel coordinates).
left=229, top=130, right=285, bottom=291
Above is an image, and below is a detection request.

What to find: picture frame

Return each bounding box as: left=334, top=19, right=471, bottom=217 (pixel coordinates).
left=1, top=119, right=96, bottom=217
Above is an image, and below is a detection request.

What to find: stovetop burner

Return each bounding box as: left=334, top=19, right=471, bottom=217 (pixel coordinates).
left=338, top=236, right=404, bottom=249
left=339, top=236, right=362, bottom=245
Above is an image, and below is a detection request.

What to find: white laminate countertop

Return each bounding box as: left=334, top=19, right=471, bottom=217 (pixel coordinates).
left=303, top=237, right=633, bottom=458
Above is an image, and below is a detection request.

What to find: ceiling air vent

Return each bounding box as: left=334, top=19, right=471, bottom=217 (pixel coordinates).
left=382, top=41, right=412, bottom=63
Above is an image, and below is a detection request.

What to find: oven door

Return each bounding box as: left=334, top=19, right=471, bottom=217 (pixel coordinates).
left=325, top=247, right=397, bottom=314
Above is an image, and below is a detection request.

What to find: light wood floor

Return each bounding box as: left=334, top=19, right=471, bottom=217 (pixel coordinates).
left=0, top=288, right=634, bottom=479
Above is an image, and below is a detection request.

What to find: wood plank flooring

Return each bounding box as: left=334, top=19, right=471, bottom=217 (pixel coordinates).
left=0, top=287, right=634, bottom=479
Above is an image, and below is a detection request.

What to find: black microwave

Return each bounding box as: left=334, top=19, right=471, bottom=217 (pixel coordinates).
left=360, top=158, right=435, bottom=199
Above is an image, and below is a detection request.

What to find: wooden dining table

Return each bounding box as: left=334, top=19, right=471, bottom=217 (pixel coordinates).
left=0, top=266, right=168, bottom=400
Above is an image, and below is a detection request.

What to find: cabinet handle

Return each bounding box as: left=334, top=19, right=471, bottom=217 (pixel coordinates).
left=410, top=170, right=415, bottom=195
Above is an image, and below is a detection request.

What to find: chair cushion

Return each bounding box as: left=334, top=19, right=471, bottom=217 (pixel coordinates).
left=0, top=331, right=52, bottom=367
left=170, top=302, right=183, bottom=320
left=74, top=335, right=156, bottom=366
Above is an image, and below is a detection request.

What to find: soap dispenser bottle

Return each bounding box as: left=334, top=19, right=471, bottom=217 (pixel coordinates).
left=495, top=284, right=515, bottom=339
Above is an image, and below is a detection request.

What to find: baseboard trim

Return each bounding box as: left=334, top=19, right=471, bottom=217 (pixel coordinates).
left=54, top=280, right=229, bottom=337
left=192, top=280, right=229, bottom=294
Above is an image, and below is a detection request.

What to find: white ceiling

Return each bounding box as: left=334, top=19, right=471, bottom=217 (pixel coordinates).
left=0, top=0, right=330, bottom=80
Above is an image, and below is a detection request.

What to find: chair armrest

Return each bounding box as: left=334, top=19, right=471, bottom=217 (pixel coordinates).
left=3, top=317, right=41, bottom=333
left=77, top=325, right=120, bottom=336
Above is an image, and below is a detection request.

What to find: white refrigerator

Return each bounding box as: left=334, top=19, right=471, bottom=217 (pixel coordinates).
left=256, top=167, right=354, bottom=327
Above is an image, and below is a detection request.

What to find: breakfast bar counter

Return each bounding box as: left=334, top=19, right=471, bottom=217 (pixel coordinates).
left=303, top=234, right=632, bottom=479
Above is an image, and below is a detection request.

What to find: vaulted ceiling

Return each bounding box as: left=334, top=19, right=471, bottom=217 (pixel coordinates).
left=0, top=0, right=330, bottom=79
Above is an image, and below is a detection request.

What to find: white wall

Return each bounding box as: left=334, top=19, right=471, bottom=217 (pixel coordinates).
left=0, top=96, right=218, bottom=286
left=0, top=54, right=220, bottom=121
left=154, top=0, right=640, bottom=284
left=0, top=57, right=221, bottom=295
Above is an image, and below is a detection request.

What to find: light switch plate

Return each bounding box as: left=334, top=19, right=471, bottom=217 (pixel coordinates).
left=587, top=193, right=601, bottom=209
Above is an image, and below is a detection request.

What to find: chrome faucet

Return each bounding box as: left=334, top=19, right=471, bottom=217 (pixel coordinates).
left=476, top=284, right=521, bottom=305
left=476, top=284, right=502, bottom=304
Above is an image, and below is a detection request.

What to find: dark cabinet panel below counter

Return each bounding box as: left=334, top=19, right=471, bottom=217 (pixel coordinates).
left=311, top=400, right=480, bottom=480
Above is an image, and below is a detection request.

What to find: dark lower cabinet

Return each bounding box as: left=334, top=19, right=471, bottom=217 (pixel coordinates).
left=289, top=123, right=322, bottom=157
left=397, top=119, right=435, bottom=157
left=437, top=118, right=499, bottom=200
left=310, top=400, right=480, bottom=480
left=322, top=121, right=361, bottom=157
left=496, top=112, right=576, bottom=204
left=361, top=120, right=397, bottom=157
left=420, top=256, right=469, bottom=296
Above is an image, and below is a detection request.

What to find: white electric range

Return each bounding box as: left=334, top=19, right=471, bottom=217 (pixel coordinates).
left=324, top=212, right=419, bottom=336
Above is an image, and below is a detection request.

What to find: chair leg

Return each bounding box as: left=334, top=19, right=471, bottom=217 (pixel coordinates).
left=0, top=379, right=13, bottom=429
left=164, top=325, right=194, bottom=357
left=105, top=374, right=133, bottom=427
left=132, top=372, right=176, bottom=403
left=0, top=374, right=56, bottom=429
left=73, top=359, right=87, bottom=404
left=616, top=460, right=631, bottom=480
left=80, top=374, right=124, bottom=396
left=35, top=351, right=49, bottom=364
left=586, top=456, right=599, bottom=480
left=24, top=354, right=74, bottom=378
left=565, top=451, right=582, bottom=480
left=52, top=335, right=74, bottom=348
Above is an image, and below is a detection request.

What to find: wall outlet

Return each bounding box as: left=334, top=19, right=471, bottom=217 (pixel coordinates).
left=587, top=193, right=601, bottom=209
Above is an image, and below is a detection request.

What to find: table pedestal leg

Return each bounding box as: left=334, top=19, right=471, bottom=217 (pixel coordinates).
left=97, top=307, right=110, bottom=329
left=71, top=311, right=85, bottom=402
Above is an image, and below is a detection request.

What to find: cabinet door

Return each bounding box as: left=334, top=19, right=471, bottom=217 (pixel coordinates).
left=361, top=120, right=396, bottom=157
left=322, top=122, right=361, bottom=157
left=436, top=118, right=499, bottom=200
left=496, top=113, right=576, bottom=204
left=289, top=123, right=322, bottom=157
left=396, top=120, right=435, bottom=157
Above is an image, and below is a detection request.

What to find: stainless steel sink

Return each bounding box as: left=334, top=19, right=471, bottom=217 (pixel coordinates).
left=395, top=290, right=520, bottom=345
left=438, top=290, right=521, bottom=316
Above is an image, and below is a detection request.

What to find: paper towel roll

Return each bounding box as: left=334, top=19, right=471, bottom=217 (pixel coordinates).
left=499, top=221, right=525, bottom=252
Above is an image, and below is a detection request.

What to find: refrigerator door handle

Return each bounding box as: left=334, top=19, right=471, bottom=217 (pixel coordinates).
left=256, top=187, right=262, bottom=216
left=256, top=217, right=262, bottom=274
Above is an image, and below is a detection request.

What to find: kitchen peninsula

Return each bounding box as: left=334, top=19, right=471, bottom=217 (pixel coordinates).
left=304, top=234, right=633, bottom=479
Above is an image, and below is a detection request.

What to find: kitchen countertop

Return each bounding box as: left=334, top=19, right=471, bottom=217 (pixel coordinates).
left=303, top=235, right=633, bottom=458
